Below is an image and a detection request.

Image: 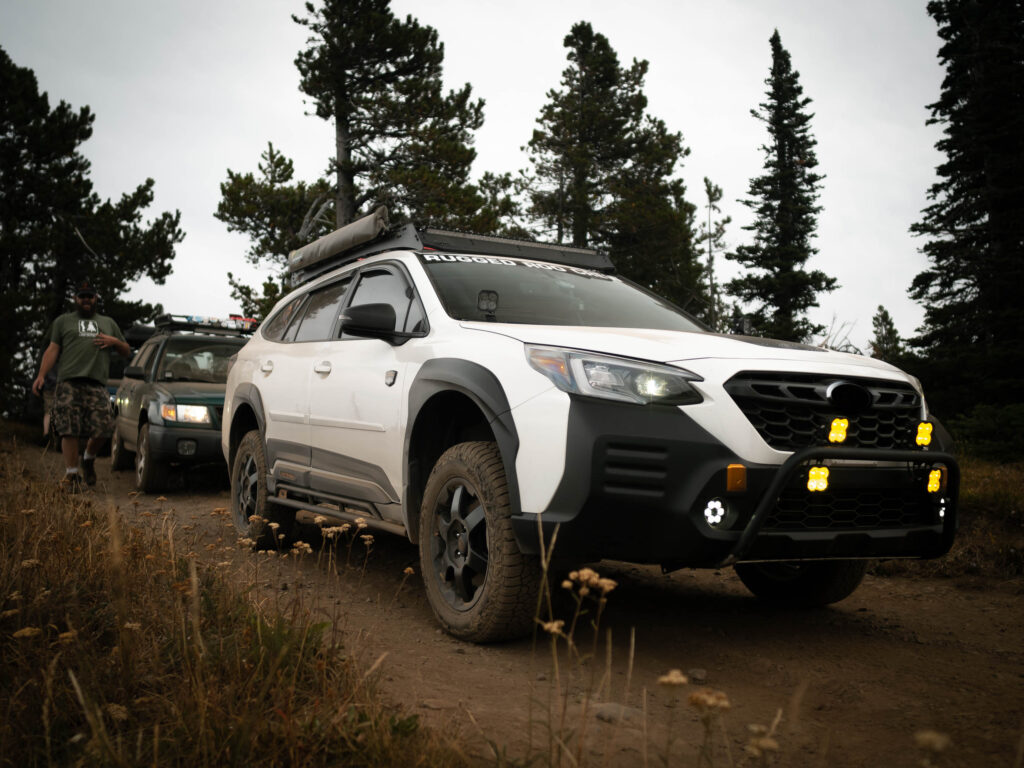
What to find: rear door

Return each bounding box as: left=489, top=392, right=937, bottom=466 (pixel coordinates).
left=260, top=279, right=353, bottom=486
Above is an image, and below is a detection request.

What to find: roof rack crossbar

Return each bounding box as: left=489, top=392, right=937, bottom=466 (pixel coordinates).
left=153, top=314, right=256, bottom=336
left=286, top=207, right=615, bottom=285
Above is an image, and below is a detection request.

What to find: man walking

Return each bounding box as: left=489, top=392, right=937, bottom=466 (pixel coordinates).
left=32, top=282, right=130, bottom=491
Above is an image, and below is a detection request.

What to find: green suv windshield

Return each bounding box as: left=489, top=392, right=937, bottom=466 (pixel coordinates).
left=420, top=255, right=705, bottom=331
left=157, top=337, right=246, bottom=383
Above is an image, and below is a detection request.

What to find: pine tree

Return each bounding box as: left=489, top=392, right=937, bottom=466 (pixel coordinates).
left=908, top=0, right=1024, bottom=416
left=216, top=143, right=334, bottom=318
left=727, top=30, right=836, bottom=342
left=219, top=0, right=520, bottom=317
left=293, top=0, right=485, bottom=228
left=0, top=46, right=183, bottom=414
left=869, top=306, right=905, bottom=363
left=527, top=21, right=701, bottom=309
left=695, top=178, right=733, bottom=330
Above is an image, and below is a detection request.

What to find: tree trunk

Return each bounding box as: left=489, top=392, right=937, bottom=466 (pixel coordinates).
left=334, top=93, right=355, bottom=227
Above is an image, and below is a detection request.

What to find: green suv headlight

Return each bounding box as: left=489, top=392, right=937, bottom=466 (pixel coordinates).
left=526, top=345, right=703, bottom=406
left=160, top=403, right=212, bottom=424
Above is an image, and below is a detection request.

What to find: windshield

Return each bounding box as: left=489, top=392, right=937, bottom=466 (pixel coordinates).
left=157, top=337, right=245, bottom=383
left=419, top=254, right=705, bottom=331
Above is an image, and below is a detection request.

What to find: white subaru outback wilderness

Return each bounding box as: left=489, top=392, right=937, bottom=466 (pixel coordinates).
left=223, top=208, right=958, bottom=642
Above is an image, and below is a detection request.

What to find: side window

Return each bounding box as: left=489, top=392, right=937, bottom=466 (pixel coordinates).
left=293, top=277, right=352, bottom=342
left=262, top=295, right=306, bottom=342
left=131, top=342, right=157, bottom=377
left=344, top=267, right=424, bottom=335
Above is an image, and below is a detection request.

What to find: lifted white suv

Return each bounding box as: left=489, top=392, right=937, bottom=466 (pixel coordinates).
left=223, top=208, right=958, bottom=642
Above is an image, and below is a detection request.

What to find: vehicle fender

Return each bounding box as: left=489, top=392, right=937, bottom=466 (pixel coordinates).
left=229, top=382, right=267, bottom=436
left=406, top=358, right=521, bottom=523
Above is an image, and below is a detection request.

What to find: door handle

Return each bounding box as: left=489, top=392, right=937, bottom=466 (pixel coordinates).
left=260, top=361, right=274, bottom=373
left=313, top=361, right=332, bottom=374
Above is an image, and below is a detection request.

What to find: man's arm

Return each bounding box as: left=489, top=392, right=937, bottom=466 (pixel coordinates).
left=33, top=342, right=61, bottom=395
left=93, top=333, right=131, bottom=358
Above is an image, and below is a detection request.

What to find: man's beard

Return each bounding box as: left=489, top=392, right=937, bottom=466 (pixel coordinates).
left=76, top=303, right=96, bottom=318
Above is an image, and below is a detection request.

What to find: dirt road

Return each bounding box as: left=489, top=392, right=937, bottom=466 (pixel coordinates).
left=19, top=444, right=1024, bottom=767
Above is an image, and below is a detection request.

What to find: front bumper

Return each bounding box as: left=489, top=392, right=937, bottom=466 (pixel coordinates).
left=510, top=398, right=958, bottom=567
left=147, top=422, right=225, bottom=464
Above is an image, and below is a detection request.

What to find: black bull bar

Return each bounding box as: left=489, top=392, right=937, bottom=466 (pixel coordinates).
left=716, top=446, right=960, bottom=568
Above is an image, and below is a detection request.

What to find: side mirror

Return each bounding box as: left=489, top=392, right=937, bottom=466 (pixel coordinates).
left=124, top=365, right=146, bottom=380
left=340, top=303, right=398, bottom=338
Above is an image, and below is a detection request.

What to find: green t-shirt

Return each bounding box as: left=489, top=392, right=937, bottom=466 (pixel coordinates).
left=49, top=311, right=126, bottom=384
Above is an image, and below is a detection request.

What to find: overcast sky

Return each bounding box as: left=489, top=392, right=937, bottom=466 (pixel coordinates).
left=1, top=0, right=945, bottom=349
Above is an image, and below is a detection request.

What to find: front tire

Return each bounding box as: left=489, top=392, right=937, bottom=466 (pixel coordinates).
left=230, top=430, right=294, bottom=549
left=110, top=428, right=133, bottom=471
left=135, top=424, right=166, bottom=493
left=735, top=560, right=868, bottom=607
left=419, top=441, right=540, bottom=642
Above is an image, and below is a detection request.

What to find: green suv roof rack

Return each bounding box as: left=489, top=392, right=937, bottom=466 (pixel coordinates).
left=287, top=206, right=615, bottom=285
left=153, top=314, right=257, bottom=336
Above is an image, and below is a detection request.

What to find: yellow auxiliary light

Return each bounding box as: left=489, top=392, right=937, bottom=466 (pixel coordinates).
left=807, top=466, right=829, bottom=492
left=927, top=468, right=944, bottom=493
left=828, top=418, right=849, bottom=443
left=916, top=422, right=934, bottom=447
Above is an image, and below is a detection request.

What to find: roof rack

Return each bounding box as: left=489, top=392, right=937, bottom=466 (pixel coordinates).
left=287, top=206, right=615, bottom=285
left=153, top=313, right=257, bottom=336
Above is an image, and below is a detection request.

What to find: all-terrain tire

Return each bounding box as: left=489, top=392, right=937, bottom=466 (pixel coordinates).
left=135, top=424, right=166, bottom=493
left=110, top=428, right=133, bottom=471
left=419, top=441, right=541, bottom=643
left=735, top=560, right=869, bottom=607
left=231, top=430, right=294, bottom=549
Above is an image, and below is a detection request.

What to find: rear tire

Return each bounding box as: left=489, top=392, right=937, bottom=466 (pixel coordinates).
left=735, top=560, right=868, bottom=607
left=419, top=441, right=541, bottom=642
left=110, top=428, right=133, bottom=471
left=135, top=424, right=166, bottom=493
left=230, top=430, right=294, bottom=549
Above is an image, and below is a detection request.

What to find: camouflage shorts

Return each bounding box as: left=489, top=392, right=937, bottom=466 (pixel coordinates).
left=51, top=380, right=115, bottom=439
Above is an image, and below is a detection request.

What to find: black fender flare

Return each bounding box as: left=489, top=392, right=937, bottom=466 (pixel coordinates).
left=405, top=358, right=521, bottom=524
left=227, top=383, right=267, bottom=464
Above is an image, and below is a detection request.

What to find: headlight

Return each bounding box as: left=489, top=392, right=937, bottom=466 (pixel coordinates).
left=526, top=345, right=703, bottom=406
left=160, top=403, right=212, bottom=424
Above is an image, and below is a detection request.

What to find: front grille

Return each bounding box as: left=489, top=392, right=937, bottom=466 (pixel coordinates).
left=599, top=442, right=668, bottom=498
left=725, top=372, right=921, bottom=451
left=766, top=486, right=935, bottom=531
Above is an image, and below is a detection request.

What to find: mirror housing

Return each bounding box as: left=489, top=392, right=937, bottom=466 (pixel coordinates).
left=339, top=303, right=416, bottom=345
left=124, top=365, right=146, bottom=380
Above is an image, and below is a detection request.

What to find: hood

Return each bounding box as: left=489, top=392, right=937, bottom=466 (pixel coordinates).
left=153, top=381, right=226, bottom=404
left=459, top=322, right=904, bottom=376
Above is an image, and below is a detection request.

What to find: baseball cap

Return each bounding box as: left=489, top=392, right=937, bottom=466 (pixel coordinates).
left=76, top=281, right=97, bottom=297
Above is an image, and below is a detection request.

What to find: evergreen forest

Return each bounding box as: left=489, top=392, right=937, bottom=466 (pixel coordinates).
left=1, top=0, right=1021, bottom=456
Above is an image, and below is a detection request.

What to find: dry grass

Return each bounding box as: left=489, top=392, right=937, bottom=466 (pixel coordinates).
left=4, top=416, right=1012, bottom=767
left=0, top=442, right=467, bottom=768
left=872, top=454, right=1024, bottom=580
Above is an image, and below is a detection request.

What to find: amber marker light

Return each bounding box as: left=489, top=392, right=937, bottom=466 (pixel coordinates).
left=916, top=422, right=934, bottom=446
left=927, top=468, right=944, bottom=493
left=828, top=418, right=849, bottom=443
left=807, top=466, right=829, bottom=492
left=726, top=464, right=747, bottom=492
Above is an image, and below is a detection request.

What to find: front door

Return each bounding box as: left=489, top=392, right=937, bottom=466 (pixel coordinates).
left=307, top=265, right=424, bottom=518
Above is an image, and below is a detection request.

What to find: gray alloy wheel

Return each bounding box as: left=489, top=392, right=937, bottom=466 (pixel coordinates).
left=419, top=441, right=540, bottom=642
left=230, top=430, right=293, bottom=549
left=135, top=424, right=165, bottom=493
